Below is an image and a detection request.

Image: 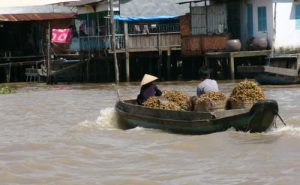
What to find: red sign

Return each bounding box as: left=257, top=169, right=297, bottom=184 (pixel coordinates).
left=51, top=29, right=73, bottom=43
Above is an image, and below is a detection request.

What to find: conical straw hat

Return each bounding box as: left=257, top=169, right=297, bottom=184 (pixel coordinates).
left=140, top=74, right=158, bottom=86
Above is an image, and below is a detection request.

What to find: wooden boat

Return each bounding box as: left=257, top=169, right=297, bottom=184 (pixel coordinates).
left=115, top=99, right=279, bottom=135
left=237, top=54, right=300, bottom=85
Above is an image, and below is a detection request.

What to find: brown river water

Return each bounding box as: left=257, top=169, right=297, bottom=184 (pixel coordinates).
left=0, top=81, right=299, bottom=185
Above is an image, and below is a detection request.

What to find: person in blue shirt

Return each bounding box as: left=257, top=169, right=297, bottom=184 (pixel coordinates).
left=137, top=74, right=162, bottom=105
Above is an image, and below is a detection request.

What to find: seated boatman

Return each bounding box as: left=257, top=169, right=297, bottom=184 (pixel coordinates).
left=190, top=69, right=219, bottom=110
left=137, top=74, right=162, bottom=105
left=197, top=69, right=219, bottom=96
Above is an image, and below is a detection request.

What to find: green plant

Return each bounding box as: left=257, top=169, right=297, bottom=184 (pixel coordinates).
left=0, top=86, right=16, bottom=94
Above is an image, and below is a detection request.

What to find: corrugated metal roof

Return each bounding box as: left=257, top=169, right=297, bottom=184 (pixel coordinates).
left=120, top=0, right=190, bottom=17
left=0, top=13, right=76, bottom=21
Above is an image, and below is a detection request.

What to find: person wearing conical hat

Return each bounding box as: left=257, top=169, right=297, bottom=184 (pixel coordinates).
left=137, top=74, right=162, bottom=105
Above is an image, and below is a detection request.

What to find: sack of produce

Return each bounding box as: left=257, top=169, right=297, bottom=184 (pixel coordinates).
left=230, top=100, right=255, bottom=109
left=229, top=80, right=266, bottom=109
left=194, top=92, right=227, bottom=112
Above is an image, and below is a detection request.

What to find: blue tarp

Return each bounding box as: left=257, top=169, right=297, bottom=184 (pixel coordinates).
left=114, top=15, right=179, bottom=22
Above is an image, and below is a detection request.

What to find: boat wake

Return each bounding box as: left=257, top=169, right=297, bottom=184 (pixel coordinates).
left=74, top=108, right=300, bottom=137
left=268, top=125, right=300, bottom=137
left=76, top=108, right=121, bottom=130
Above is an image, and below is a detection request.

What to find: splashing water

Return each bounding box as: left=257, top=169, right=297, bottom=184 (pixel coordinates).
left=76, top=108, right=120, bottom=130
left=269, top=125, right=300, bottom=137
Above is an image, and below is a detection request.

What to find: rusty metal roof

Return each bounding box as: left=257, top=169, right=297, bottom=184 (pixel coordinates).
left=0, top=0, right=79, bottom=8
left=67, top=0, right=103, bottom=6
left=0, top=4, right=77, bottom=21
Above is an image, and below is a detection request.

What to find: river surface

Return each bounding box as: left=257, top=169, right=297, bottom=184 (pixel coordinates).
left=0, top=81, right=299, bottom=185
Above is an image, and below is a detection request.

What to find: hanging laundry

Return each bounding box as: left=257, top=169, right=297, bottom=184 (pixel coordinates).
left=51, top=29, right=73, bottom=43
left=143, top=25, right=149, bottom=34
left=74, top=19, right=82, bottom=35
left=134, top=25, right=141, bottom=33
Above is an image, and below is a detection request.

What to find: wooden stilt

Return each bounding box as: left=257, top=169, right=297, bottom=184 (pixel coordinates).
left=167, top=48, right=171, bottom=80
left=124, top=22, right=130, bottom=82
left=46, top=21, right=52, bottom=84
left=204, top=56, right=208, bottom=67
left=6, top=63, right=11, bottom=83
left=109, top=0, right=119, bottom=84
left=157, top=33, right=162, bottom=78
left=229, top=53, right=235, bottom=80
left=86, top=59, right=90, bottom=82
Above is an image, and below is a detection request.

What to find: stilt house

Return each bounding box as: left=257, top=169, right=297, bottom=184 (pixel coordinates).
left=0, top=1, right=77, bottom=83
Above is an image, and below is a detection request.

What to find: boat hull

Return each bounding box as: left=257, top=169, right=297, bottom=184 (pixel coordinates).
left=256, top=74, right=300, bottom=85
left=115, top=99, right=278, bottom=135
left=237, top=54, right=300, bottom=85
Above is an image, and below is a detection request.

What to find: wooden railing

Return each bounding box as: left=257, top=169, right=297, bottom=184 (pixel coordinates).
left=79, top=32, right=181, bottom=52
left=127, top=32, right=180, bottom=50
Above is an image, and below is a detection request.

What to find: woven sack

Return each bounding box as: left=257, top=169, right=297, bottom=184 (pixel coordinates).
left=230, top=100, right=255, bottom=109
left=195, top=99, right=226, bottom=112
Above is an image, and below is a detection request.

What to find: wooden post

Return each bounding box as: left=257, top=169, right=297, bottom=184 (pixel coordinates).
left=167, top=48, right=171, bottom=80
left=205, top=0, right=208, bottom=35
left=86, top=13, right=91, bottom=82
left=86, top=59, right=90, bottom=82
left=109, top=0, right=119, bottom=84
left=6, top=63, right=11, bottom=83
left=46, top=21, right=52, bottom=84
left=104, top=51, right=110, bottom=81
left=229, top=53, right=235, bottom=80
left=271, top=2, right=277, bottom=56
left=204, top=55, right=208, bottom=67
left=124, top=21, right=130, bottom=82
left=157, top=33, right=162, bottom=78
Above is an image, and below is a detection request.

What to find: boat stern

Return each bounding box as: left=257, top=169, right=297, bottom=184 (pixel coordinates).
left=248, top=100, right=278, bottom=132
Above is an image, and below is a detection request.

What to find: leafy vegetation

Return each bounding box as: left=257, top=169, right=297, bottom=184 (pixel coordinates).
left=0, top=86, right=16, bottom=94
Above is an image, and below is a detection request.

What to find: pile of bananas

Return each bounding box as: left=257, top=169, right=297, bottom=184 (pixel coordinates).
left=160, top=101, right=181, bottom=111
left=143, top=96, right=161, bottom=109
left=196, top=92, right=227, bottom=103
left=162, top=90, right=191, bottom=110
left=142, top=90, right=191, bottom=111
left=230, top=80, right=266, bottom=102
left=143, top=96, right=182, bottom=110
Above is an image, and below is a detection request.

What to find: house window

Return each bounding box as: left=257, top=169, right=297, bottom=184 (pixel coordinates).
left=295, top=4, right=300, bottom=29
left=257, top=6, right=267, bottom=31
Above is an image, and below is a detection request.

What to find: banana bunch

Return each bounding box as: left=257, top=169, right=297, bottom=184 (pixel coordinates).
left=162, top=90, right=191, bottom=110
left=143, top=96, right=161, bottom=109
left=230, top=80, right=266, bottom=102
